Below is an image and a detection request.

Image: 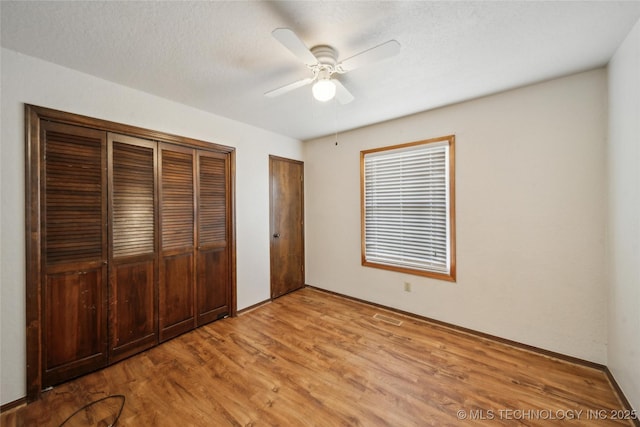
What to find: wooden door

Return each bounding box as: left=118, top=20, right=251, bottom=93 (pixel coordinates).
left=41, top=122, right=108, bottom=387
left=269, top=156, right=305, bottom=299
left=196, top=151, right=230, bottom=325
left=107, top=134, right=158, bottom=362
left=158, top=144, right=196, bottom=342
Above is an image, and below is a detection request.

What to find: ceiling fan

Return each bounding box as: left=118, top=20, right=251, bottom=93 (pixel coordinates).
left=265, top=28, right=401, bottom=104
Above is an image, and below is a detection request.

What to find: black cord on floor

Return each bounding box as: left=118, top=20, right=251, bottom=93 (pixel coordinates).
left=58, top=394, right=125, bottom=427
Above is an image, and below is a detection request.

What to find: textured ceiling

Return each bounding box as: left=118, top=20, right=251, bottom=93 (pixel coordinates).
left=2, top=1, right=640, bottom=141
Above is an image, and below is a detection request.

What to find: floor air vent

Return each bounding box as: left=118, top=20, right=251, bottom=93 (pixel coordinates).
left=373, top=313, right=403, bottom=326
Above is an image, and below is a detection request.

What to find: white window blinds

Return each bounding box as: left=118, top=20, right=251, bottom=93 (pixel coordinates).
left=363, top=139, right=452, bottom=276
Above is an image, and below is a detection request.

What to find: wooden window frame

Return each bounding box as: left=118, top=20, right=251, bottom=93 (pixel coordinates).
left=360, top=135, right=456, bottom=282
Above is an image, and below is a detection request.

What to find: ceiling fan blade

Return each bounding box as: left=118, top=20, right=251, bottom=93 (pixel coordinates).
left=264, top=77, right=314, bottom=98
left=334, top=80, right=354, bottom=105
left=272, top=28, right=318, bottom=66
left=337, top=40, right=401, bottom=73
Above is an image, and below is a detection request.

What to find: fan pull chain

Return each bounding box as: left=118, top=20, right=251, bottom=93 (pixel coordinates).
left=334, top=97, right=340, bottom=146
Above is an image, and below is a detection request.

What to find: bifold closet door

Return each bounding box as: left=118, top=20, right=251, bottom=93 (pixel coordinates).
left=196, top=151, right=231, bottom=325
left=159, top=144, right=196, bottom=342
left=41, top=121, right=108, bottom=387
left=108, top=134, right=158, bottom=362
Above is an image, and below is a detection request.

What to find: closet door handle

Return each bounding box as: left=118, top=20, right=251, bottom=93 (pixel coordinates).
left=273, top=233, right=280, bottom=238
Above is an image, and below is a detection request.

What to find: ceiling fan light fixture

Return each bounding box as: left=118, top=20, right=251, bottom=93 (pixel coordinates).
left=312, top=78, right=336, bottom=102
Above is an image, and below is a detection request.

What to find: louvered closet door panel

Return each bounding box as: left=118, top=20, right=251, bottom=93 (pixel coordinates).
left=197, top=152, right=230, bottom=325
left=41, top=121, right=108, bottom=387
left=108, top=134, right=158, bottom=362
left=44, top=127, right=105, bottom=264
left=111, top=137, right=156, bottom=258
left=159, top=144, right=196, bottom=341
left=161, top=148, right=195, bottom=250
left=198, top=153, right=227, bottom=246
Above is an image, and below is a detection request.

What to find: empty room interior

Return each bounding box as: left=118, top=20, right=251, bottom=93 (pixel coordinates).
left=1, top=1, right=639, bottom=426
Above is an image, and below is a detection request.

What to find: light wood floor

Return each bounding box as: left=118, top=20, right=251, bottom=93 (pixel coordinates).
left=2, top=287, right=634, bottom=426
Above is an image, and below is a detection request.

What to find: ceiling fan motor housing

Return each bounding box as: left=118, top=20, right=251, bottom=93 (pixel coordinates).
left=310, top=45, right=338, bottom=71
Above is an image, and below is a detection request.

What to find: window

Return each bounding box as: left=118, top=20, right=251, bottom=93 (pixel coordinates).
left=360, top=135, right=455, bottom=281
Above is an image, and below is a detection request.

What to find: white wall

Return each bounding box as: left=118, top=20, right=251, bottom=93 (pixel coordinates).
left=305, top=69, right=608, bottom=364
left=0, top=48, right=303, bottom=405
left=607, top=18, right=640, bottom=411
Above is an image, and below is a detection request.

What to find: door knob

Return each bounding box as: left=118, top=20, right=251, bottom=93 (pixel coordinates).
left=273, top=233, right=280, bottom=238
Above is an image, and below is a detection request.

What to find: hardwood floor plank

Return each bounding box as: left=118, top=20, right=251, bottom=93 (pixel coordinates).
left=2, top=287, right=635, bottom=426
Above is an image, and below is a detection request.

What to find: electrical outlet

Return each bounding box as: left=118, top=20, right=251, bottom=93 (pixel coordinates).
left=404, top=282, right=411, bottom=292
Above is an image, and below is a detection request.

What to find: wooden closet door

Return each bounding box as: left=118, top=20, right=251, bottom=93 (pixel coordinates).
left=41, top=122, right=108, bottom=387
left=159, top=144, right=196, bottom=341
left=108, top=134, right=158, bottom=362
left=196, top=151, right=230, bottom=325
